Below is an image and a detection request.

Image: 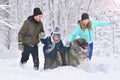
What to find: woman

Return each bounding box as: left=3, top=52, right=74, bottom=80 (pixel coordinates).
left=68, top=13, right=111, bottom=60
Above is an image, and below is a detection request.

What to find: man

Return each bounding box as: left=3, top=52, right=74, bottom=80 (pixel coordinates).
left=18, top=7, right=45, bottom=70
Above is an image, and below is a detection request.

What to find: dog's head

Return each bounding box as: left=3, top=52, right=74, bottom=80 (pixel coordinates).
left=73, top=38, right=88, bottom=49
left=77, top=38, right=88, bottom=49
left=66, top=38, right=89, bottom=66
left=72, top=38, right=89, bottom=59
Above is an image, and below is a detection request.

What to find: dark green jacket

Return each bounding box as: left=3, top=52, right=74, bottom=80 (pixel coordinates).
left=18, top=16, right=44, bottom=46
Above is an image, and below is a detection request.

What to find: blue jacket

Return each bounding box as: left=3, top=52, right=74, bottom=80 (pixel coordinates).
left=68, top=20, right=111, bottom=43
left=41, top=37, right=69, bottom=56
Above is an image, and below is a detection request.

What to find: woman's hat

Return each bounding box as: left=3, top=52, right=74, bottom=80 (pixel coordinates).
left=81, top=13, right=89, bottom=20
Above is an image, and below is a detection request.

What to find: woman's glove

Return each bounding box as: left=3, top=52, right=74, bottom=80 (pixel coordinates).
left=65, top=41, right=71, bottom=47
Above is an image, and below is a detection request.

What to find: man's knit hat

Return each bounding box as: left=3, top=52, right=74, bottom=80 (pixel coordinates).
left=33, top=7, right=42, bottom=16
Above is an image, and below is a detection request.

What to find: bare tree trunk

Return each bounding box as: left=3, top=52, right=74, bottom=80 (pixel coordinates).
left=6, top=0, right=11, bottom=49
left=0, top=0, right=11, bottom=49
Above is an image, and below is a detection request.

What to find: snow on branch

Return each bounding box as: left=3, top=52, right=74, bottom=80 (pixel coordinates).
left=0, top=19, right=16, bottom=29
left=0, top=5, right=12, bottom=16
left=0, top=5, right=12, bottom=7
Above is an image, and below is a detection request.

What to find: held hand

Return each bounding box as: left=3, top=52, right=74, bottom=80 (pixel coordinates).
left=65, top=41, right=71, bottom=47
left=39, top=32, right=45, bottom=39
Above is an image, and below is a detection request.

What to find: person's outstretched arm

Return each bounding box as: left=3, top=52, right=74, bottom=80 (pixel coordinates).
left=91, top=20, right=111, bottom=27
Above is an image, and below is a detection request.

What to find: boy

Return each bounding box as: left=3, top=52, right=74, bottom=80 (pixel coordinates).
left=41, top=27, right=70, bottom=69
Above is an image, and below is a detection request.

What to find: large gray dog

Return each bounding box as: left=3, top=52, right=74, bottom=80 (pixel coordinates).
left=47, top=38, right=89, bottom=69
left=65, top=38, right=89, bottom=67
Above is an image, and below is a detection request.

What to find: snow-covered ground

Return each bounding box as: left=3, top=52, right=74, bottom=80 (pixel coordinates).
left=0, top=42, right=120, bottom=80
left=0, top=49, right=120, bottom=80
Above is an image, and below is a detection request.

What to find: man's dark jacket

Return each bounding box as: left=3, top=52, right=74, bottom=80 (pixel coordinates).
left=18, top=16, right=44, bottom=46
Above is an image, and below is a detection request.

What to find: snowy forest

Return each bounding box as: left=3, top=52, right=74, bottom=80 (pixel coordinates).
left=0, top=0, right=120, bottom=58
left=0, top=0, right=120, bottom=80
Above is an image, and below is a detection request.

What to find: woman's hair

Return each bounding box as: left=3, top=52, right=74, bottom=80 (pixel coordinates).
left=78, top=20, right=92, bottom=32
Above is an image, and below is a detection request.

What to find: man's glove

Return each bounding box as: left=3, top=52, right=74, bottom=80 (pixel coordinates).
left=39, top=32, right=45, bottom=39
left=18, top=42, right=23, bottom=51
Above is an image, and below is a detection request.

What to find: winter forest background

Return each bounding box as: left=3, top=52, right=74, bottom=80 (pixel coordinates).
left=0, top=0, right=120, bottom=58
left=0, top=0, right=120, bottom=80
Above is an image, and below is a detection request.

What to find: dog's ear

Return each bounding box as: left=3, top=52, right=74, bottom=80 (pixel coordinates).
left=79, top=39, right=88, bottom=45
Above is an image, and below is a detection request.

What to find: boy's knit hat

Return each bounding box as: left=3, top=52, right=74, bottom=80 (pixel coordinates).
left=52, top=27, right=61, bottom=38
